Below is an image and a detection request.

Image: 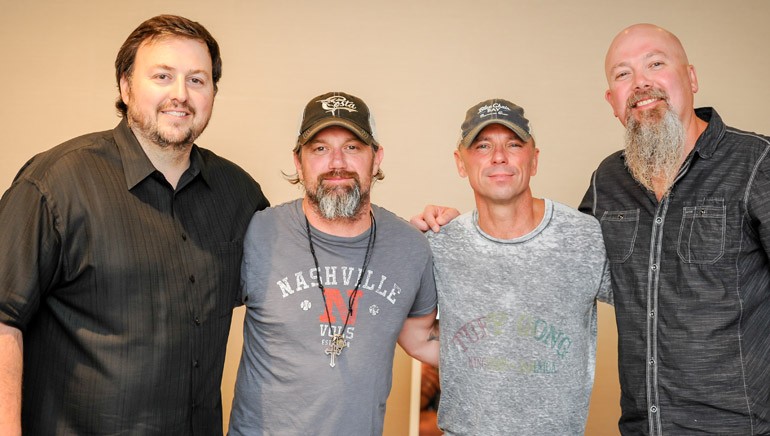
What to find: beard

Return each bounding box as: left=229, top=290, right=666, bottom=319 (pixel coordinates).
left=306, top=170, right=371, bottom=220
left=127, top=97, right=208, bottom=151
left=623, top=91, right=685, bottom=194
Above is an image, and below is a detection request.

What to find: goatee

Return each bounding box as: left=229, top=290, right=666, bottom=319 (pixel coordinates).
left=307, top=171, right=369, bottom=220
left=623, top=96, right=685, bottom=194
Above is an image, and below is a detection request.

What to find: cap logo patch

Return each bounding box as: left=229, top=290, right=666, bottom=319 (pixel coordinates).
left=318, top=96, right=358, bottom=117
left=478, top=102, right=510, bottom=118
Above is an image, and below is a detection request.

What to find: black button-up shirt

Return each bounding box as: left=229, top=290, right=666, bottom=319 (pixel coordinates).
left=0, top=120, right=269, bottom=435
left=580, top=108, right=770, bottom=435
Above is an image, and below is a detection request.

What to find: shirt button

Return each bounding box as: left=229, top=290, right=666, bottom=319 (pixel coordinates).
left=655, top=217, right=662, bottom=224
left=650, top=311, right=655, bottom=318
left=650, top=405, right=658, bottom=413
left=182, top=234, right=188, bottom=241
left=193, top=359, right=199, bottom=368
left=649, top=358, right=655, bottom=365
left=651, top=264, right=658, bottom=271
left=194, top=316, right=201, bottom=325
left=189, top=275, right=196, bottom=283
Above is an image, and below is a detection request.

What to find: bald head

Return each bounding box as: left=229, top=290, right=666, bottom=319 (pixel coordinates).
left=603, top=23, right=700, bottom=132
left=605, top=23, right=690, bottom=82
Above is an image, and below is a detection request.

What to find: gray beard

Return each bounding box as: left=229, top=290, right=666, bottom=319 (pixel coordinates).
left=308, top=181, right=367, bottom=220
left=624, top=106, right=685, bottom=194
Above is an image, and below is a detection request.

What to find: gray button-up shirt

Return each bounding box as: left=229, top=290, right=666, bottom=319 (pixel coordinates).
left=580, top=108, right=770, bottom=435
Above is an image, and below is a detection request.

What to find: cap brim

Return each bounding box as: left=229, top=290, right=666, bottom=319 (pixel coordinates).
left=461, top=119, right=531, bottom=148
left=298, top=119, right=377, bottom=147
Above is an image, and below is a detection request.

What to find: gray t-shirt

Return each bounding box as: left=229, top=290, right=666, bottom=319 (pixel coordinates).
left=428, top=199, right=611, bottom=436
left=229, top=199, right=437, bottom=436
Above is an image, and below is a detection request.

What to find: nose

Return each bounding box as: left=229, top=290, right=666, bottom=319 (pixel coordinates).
left=170, top=77, right=189, bottom=102
left=328, top=146, right=347, bottom=169
left=633, top=70, right=652, bottom=91
left=491, top=144, right=508, bottom=164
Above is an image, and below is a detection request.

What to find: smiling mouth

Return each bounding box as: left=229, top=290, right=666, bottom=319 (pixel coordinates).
left=628, top=89, right=668, bottom=110
left=161, top=110, right=189, bottom=117
left=632, top=98, right=660, bottom=108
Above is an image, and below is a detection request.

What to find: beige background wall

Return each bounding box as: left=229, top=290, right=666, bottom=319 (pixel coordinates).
left=2, top=1, right=768, bottom=434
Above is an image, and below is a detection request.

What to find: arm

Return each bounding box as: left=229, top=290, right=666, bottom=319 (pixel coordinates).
left=409, top=205, right=461, bottom=233
left=0, top=322, right=22, bottom=436
left=397, top=309, right=439, bottom=366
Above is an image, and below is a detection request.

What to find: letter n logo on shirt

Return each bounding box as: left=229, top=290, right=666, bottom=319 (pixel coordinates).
left=319, top=288, right=362, bottom=325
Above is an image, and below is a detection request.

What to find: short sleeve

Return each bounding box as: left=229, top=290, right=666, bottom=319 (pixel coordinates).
left=408, top=249, right=438, bottom=317
left=0, top=178, right=62, bottom=330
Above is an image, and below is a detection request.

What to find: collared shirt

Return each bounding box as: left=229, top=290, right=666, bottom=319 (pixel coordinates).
left=0, top=119, right=269, bottom=435
left=580, top=108, right=770, bottom=435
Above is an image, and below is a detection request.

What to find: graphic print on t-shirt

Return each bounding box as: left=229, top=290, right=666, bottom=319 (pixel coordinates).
left=275, top=264, right=404, bottom=349
left=450, top=310, right=576, bottom=374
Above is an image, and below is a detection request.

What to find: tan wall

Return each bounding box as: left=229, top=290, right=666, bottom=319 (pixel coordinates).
left=2, top=2, right=768, bottom=434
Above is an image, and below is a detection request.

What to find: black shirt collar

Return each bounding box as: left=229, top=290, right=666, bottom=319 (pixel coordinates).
left=692, top=107, right=725, bottom=159
left=113, top=118, right=209, bottom=190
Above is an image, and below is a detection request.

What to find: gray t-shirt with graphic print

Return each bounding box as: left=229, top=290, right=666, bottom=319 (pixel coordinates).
left=229, top=199, right=437, bottom=436
left=428, top=199, right=611, bottom=436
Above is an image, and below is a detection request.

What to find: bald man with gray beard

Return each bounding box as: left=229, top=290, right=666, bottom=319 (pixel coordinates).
left=580, top=23, right=770, bottom=435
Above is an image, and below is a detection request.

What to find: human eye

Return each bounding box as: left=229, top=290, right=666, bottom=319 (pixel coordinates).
left=188, top=74, right=209, bottom=87
left=614, top=70, right=630, bottom=80
left=650, top=60, right=665, bottom=69
left=153, top=73, right=171, bottom=81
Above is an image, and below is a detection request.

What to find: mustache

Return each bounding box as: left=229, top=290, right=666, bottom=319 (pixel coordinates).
left=626, top=88, right=669, bottom=110
left=158, top=100, right=195, bottom=115
left=319, top=170, right=360, bottom=182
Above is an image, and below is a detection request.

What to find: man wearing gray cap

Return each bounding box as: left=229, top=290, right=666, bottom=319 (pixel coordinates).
left=426, top=99, right=611, bottom=435
left=228, top=92, right=438, bottom=435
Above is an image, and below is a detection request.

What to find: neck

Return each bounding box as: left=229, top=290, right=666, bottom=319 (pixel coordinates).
left=475, top=193, right=545, bottom=239
left=681, top=109, right=709, bottom=163
left=302, top=198, right=373, bottom=237
left=131, top=128, right=192, bottom=189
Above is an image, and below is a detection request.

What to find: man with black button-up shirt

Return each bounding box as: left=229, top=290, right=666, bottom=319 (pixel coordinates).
left=580, top=23, right=770, bottom=434
left=0, top=15, right=268, bottom=435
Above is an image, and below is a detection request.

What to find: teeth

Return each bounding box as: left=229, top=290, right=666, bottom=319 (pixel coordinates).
left=164, top=111, right=187, bottom=117
left=635, top=98, right=657, bottom=107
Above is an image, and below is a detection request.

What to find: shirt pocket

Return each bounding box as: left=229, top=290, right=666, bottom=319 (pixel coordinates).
left=677, top=200, right=726, bottom=264
left=600, top=209, right=639, bottom=263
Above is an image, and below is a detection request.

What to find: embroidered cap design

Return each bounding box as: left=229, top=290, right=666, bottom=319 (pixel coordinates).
left=318, top=96, right=358, bottom=117
left=478, top=102, right=511, bottom=118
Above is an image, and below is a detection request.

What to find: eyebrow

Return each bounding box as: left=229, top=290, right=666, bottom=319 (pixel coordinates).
left=472, top=133, right=523, bottom=144
left=150, top=64, right=211, bottom=77
left=307, top=136, right=362, bottom=146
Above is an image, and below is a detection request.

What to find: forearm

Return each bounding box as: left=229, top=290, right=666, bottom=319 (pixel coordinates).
left=398, top=311, right=440, bottom=366
left=0, top=322, right=23, bottom=436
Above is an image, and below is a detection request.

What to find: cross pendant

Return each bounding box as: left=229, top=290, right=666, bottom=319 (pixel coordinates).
left=324, top=334, right=346, bottom=368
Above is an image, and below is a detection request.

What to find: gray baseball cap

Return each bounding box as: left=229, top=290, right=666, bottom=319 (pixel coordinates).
left=460, top=99, right=531, bottom=147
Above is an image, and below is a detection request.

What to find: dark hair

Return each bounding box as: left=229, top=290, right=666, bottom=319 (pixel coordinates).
left=114, top=14, right=222, bottom=117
